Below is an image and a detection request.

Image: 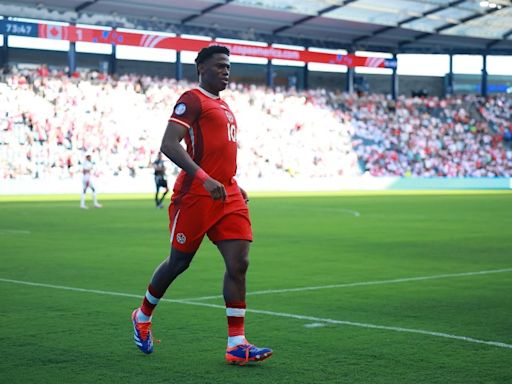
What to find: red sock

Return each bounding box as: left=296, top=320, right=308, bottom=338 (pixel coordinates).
left=139, top=284, right=162, bottom=319
left=226, top=301, right=246, bottom=338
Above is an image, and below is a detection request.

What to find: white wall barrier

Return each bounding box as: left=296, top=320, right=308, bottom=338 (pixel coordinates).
left=0, top=172, right=510, bottom=195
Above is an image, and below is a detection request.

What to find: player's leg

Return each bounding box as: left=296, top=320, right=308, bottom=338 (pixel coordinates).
left=149, top=248, right=197, bottom=298
left=90, top=183, right=101, bottom=208
left=219, top=240, right=248, bottom=351
left=218, top=240, right=272, bottom=364
left=158, top=186, right=169, bottom=208
left=219, top=239, right=248, bottom=303
left=135, top=248, right=196, bottom=321
left=80, top=179, right=88, bottom=209
left=132, top=248, right=196, bottom=354
left=132, top=195, right=206, bottom=354
left=155, top=181, right=160, bottom=207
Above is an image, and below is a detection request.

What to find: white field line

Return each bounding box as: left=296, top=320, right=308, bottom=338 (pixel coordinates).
left=0, top=277, right=511, bottom=350
left=304, top=323, right=327, bottom=328
left=182, top=268, right=512, bottom=301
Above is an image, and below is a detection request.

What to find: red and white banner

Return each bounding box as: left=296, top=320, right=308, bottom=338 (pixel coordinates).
left=32, top=22, right=396, bottom=68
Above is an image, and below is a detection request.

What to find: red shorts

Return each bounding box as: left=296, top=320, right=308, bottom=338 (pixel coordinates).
left=167, top=192, right=253, bottom=253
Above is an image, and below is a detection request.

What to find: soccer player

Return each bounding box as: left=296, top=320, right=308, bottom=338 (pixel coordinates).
left=131, top=45, right=272, bottom=365
left=152, top=152, right=169, bottom=208
left=80, top=154, right=102, bottom=209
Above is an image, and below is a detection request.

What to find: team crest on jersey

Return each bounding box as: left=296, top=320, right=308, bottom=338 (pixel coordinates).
left=224, top=110, right=234, bottom=123
left=174, top=103, right=186, bottom=115
left=176, top=233, right=186, bottom=244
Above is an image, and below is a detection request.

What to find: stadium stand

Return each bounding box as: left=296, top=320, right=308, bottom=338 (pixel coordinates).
left=336, top=93, right=512, bottom=177
left=0, top=68, right=359, bottom=180
left=0, top=1, right=511, bottom=191
left=1, top=68, right=511, bottom=182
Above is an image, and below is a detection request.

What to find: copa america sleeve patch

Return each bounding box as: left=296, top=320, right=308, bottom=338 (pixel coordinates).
left=174, top=103, right=186, bottom=115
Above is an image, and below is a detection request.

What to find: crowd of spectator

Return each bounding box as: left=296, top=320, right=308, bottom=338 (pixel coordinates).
left=0, top=67, right=359, bottom=181
left=332, top=93, right=512, bottom=177
left=0, top=67, right=511, bottom=181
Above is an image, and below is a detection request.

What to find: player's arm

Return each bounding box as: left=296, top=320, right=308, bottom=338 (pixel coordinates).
left=160, top=121, right=227, bottom=201
left=239, top=186, right=249, bottom=203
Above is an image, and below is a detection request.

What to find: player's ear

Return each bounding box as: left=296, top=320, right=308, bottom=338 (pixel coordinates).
left=197, top=62, right=206, bottom=76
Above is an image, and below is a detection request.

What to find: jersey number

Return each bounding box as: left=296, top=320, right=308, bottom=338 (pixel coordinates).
left=227, top=123, right=237, bottom=142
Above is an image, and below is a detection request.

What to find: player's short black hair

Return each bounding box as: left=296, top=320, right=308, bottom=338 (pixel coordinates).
left=195, top=45, right=230, bottom=66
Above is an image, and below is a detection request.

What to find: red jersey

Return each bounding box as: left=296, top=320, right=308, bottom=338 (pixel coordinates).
left=169, top=87, right=239, bottom=196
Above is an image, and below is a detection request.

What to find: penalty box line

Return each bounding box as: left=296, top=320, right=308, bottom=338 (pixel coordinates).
left=0, top=276, right=511, bottom=350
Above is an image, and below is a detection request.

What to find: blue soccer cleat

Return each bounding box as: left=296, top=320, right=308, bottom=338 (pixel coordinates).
left=132, top=309, right=154, bottom=354
left=225, top=342, right=273, bottom=365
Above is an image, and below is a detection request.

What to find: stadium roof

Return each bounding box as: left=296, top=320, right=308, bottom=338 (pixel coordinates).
left=2, top=0, right=512, bottom=54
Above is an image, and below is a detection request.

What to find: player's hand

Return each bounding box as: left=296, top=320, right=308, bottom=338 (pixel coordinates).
left=202, top=177, right=227, bottom=201
left=239, top=187, right=249, bottom=204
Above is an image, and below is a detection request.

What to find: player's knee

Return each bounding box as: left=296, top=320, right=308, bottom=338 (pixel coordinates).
left=175, top=259, right=191, bottom=274
left=240, top=255, right=249, bottom=273
left=169, top=259, right=189, bottom=275
left=228, top=256, right=249, bottom=278
left=168, top=252, right=193, bottom=275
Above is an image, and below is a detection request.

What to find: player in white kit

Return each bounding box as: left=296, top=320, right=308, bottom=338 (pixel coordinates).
left=80, top=154, right=102, bottom=209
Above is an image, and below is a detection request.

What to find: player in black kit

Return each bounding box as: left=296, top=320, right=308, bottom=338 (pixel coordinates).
left=152, top=152, right=169, bottom=208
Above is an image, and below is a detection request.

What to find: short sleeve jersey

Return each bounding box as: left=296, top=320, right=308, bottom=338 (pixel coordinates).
left=169, top=87, right=239, bottom=196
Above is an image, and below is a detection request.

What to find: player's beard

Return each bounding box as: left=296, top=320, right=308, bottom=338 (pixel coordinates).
left=219, top=78, right=228, bottom=91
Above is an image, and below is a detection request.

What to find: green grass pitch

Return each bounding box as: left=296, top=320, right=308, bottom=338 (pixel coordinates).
left=1, top=191, right=511, bottom=383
